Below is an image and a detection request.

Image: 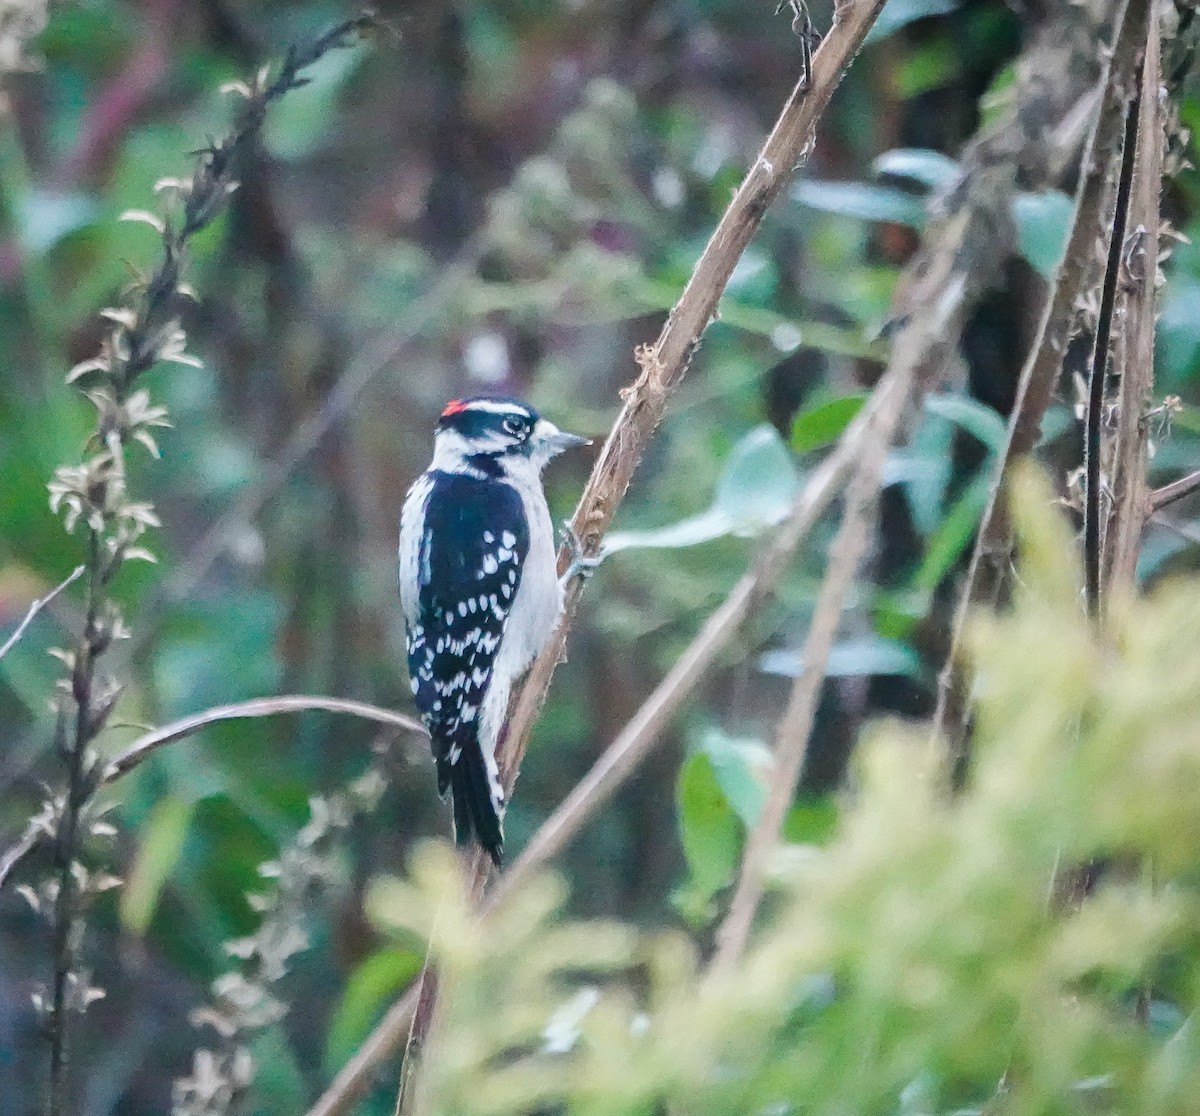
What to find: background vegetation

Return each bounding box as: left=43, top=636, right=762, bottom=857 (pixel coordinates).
left=0, top=0, right=1197, bottom=1114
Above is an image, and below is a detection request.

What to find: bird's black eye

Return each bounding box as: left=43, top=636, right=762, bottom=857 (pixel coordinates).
left=502, top=416, right=525, bottom=436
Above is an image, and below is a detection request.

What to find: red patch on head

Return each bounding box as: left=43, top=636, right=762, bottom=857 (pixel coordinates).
left=440, top=399, right=468, bottom=418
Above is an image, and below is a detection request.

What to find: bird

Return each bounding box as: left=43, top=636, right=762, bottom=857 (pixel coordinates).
left=398, top=396, right=591, bottom=866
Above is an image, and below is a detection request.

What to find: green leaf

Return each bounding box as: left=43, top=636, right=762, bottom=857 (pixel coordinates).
left=760, top=636, right=922, bottom=680
left=865, top=0, right=959, bottom=42
left=672, top=752, right=742, bottom=925
left=924, top=393, right=1007, bottom=453
left=713, top=425, right=800, bottom=523
left=325, top=948, right=425, bottom=1074
left=16, top=190, right=98, bottom=253
left=697, top=727, right=771, bottom=828
left=606, top=426, right=798, bottom=553
left=599, top=508, right=739, bottom=553
left=912, top=469, right=992, bottom=590
left=792, top=180, right=927, bottom=229
left=782, top=795, right=840, bottom=846
left=119, top=796, right=196, bottom=935
left=1012, top=190, right=1074, bottom=279
left=264, top=44, right=367, bottom=161
left=872, top=148, right=960, bottom=191
left=791, top=393, right=870, bottom=453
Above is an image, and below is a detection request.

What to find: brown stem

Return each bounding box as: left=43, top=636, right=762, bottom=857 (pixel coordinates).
left=47, top=537, right=100, bottom=1116
left=1084, top=77, right=1142, bottom=618
left=0, top=697, right=424, bottom=891
left=932, top=0, right=1148, bottom=748
left=708, top=216, right=964, bottom=971
left=1149, top=469, right=1200, bottom=513
left=710, top=414, right=889, bottom=976
left=1105, top=23, right=1164, bottom=591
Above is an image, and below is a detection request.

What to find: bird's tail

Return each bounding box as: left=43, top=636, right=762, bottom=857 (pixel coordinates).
left=449, top=744, right=504, bottom=867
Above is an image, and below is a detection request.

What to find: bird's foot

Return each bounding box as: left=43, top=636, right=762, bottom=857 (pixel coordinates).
left=775, top=0, right=821, bottom=88
left=560, top=521, right=605, bottom=588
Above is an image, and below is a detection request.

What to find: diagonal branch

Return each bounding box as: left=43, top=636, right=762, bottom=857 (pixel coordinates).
left=498, top=0, right=891, bottom=814
left=0, top=566, right=84, bottom=662
left=710, top=412, right=889, bottom=976
left=1148, top=469, right=1200, bottom=514
left=709, top=203, right=968, bottom=973
left=0, top=696, right=424, bottom=890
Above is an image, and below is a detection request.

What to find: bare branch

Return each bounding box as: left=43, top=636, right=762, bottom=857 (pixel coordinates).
left=932, top=0, right=1148, bottom=748
left=490, top=367, right=908, bottom=911
left=0, top=697, right=424, bottom=891
left=496, top=0, right=890, bottom=901
left=0, top=566, right=83, bottom=662
left=706, top=195, right=972, bottom=970
left=1105, top=21, right=1164, bottom=592
left=1149, top=468, right=1200, bottom=514
left=101, top=696, right=424, bottom=783
left=1084, top=72, right=1142, bottom=617
left=710, top=408, right=889, bottom=976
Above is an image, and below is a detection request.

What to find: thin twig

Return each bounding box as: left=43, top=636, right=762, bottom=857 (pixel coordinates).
left=1149, top=469, right=1200, bottom=513
left=101, top=696, right=424, bottom=783
left=1084, top=77, right=1142, bottom=618
left=710, top=417, right=889, bottom=976
left=0, top=696, right=424, bottom=891
left=388, top=3, right=892, bottom=1105
left=708, top=239, right=959, bottom=972
left=0, top=566, right=84, bottom=661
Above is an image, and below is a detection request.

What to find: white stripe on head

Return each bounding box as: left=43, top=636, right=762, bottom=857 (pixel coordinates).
left=459, top=399, right=534, bottom=418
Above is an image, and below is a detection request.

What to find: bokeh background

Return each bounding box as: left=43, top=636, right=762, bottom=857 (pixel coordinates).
left=1, top=1, right=1198, bottom=1112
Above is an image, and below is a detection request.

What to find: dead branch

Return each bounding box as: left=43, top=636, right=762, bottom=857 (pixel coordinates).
left=1148, top=468, right=1200, bottom=513
left=708, top=190, right=975, bottom=971
left=932, top=0, right=1148, bottom=747
left=0, top=696, right=424, bottom=890
left=499, top=0, right=892, bottom=810
left=710, top=400, right=890, bottom=976
left=1104, top=20, right=1164, bottom=593
left=1084, top=76, right=1142, bottom=616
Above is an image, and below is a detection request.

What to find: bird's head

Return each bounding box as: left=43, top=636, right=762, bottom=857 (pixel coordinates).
left=433, top=397, right=588, bottom=472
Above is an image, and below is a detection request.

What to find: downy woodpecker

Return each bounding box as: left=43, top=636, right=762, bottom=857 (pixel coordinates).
left=399, top=397, right=589, bottom=866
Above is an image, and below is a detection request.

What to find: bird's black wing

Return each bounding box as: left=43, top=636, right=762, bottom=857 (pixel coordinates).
left=404, top=470, right=529, bottom=863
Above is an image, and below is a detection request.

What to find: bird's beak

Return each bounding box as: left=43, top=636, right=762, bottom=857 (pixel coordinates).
left=535, top=419, right=590, bottom=457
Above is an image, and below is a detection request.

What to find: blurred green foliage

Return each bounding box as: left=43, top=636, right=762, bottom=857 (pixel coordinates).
left=372, top=477, right=1200, bottom=1115
left=0, top=0, right=1197, bottom=1113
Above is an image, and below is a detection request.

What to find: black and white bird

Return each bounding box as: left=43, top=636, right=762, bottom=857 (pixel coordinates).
left=399, top=396, right=590, bottom=866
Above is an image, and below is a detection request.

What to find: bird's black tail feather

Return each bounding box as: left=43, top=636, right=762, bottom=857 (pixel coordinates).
left=449, top=745, right=504, bottom=867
